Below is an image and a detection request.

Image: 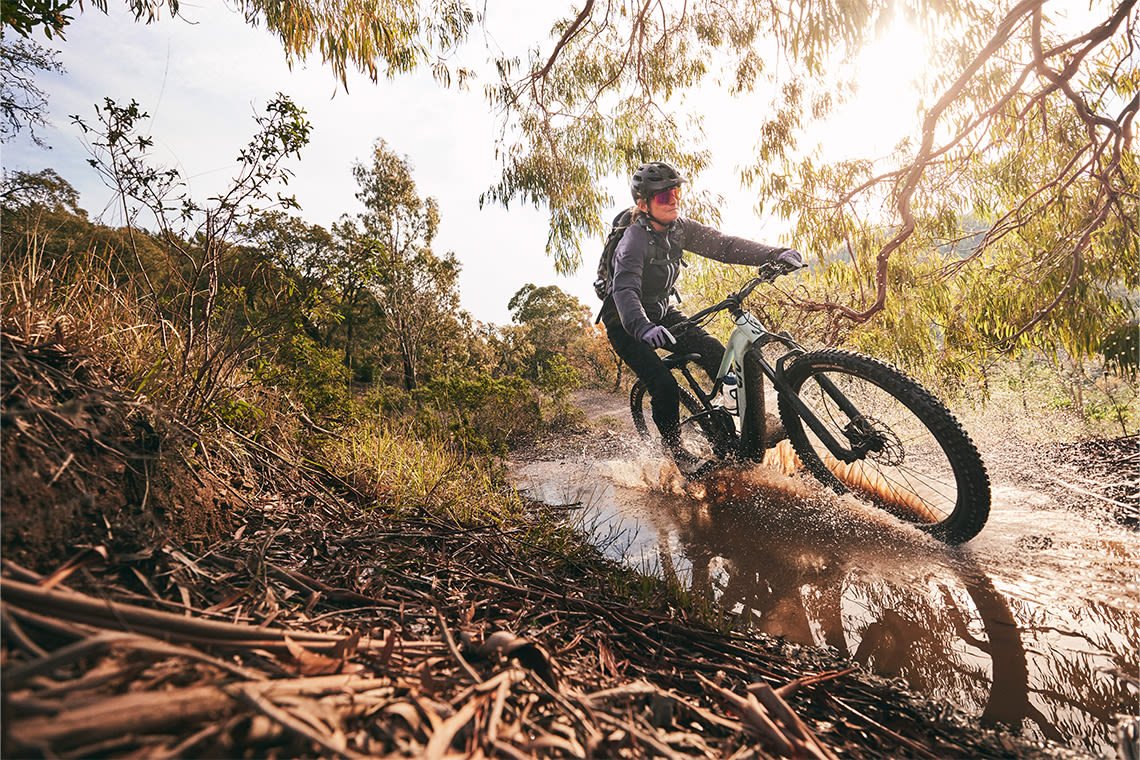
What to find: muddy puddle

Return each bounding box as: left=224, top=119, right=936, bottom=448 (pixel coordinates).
left=511, top=445, right=1139, bottom=756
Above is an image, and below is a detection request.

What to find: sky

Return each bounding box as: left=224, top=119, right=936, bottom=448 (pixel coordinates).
left=2, top=1, right=932, bottom=325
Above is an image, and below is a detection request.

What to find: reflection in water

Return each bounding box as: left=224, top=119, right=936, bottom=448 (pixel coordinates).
left=512, top=456, right=1140, bottom=756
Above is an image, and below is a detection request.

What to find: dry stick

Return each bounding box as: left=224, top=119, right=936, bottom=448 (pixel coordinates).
left=475, top=568, right=779, bottom=673
left=697, top=674, right=796, bottom=757
left=491, top=738, right=533, bottom=760
left=211, top=553, right=404, bottom=610
left=595, top=712, right=684, bottom=760
left=749, top=684, right=808, bottom=741
left=235, top=684, right=367, bottom=760
left=434, top=607, right=483, bottom=684
left=148, top=722, right=225, bottom=760
left=768, top=667, right=858, bottom=700
left=487, top=670, right=513, bottom=743
left=826, top=694, right=939, bottom=760
left=584, top=680, right=658, bottom=703
left=465, top=573, right=763, bottom=682
left=0, top=604, right=48, bottom=657
left=423, top=695, right=484, bottom=759
left=246, top=674, right=395, bottom=699
left=751, top=684, right=839, bottom=760
left=1, top=578, right=401, bottom=652
left=525, top=670, right=602, bottom=748
left=2, top=630, right=264, bottom=688
left=587, top=679, right=748, bottom=736
left=449, top=665, right=522, bottom=707
left=8, top=683, right=236, bottom=752
left=1, top=559, right=46, bottom=583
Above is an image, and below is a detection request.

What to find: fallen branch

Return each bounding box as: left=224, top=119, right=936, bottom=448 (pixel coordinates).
left=1, top=578, right=405, bottom=654
left=2, top=629, right=264, bottom=688
left=7, top=683, right=236, bottom=752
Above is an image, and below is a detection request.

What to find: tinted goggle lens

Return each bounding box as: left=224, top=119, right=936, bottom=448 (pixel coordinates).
left=652, top=188, right=681, bottom=205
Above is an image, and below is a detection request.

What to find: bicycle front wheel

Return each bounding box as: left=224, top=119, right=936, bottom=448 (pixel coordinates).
left=777, top=349, right=990, bottom=544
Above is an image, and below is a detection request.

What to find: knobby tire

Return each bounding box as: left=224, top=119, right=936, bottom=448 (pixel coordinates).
left=630, top=381, right=724, bottom=459
left=777, top=349, right=990, bottom=544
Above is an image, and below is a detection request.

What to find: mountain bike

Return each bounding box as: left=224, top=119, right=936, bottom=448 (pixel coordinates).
left=629, top=262, right=991, bottom=544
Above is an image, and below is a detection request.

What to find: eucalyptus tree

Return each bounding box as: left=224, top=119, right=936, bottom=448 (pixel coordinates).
left=507, top=283, right=591, bottom=391
left=351, top=139, right=465, bottom=390
left=9, top=0, right=1134, bottom=378
left=237, top=211, right=340, bottom=344
left=0, top=37, right=63, bottom=147
left=2, top=0, right=473, bottom=88
left=484, top=1, right=1137, bottom=380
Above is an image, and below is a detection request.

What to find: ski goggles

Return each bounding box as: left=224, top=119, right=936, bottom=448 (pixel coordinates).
left=651, top=187, right=682, bottom=205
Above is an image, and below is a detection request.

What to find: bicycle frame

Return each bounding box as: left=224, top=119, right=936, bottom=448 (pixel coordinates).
left=679, top=273, right=887, bottom=465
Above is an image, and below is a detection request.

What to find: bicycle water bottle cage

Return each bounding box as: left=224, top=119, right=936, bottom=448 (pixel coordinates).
left=662, top=353, right=703, bottom=369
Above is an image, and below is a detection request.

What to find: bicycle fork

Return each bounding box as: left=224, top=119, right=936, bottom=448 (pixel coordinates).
left=763, top=354, right=884, bottom=465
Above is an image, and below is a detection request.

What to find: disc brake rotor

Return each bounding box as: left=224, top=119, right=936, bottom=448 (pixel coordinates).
left=846, top=416, right=905, bottom=466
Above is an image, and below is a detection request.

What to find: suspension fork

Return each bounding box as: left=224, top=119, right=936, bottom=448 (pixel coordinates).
left=765, top=353, right=878, bottom=464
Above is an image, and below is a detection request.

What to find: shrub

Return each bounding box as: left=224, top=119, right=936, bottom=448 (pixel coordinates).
left=254, top=334, right=351, bottom=417
left=413, top=373, right=543, bottom=454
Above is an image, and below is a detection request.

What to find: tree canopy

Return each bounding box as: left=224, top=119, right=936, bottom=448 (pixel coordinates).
left=3, top=0, right=1136, bottom=376
left=480, top=0, right=1136, bottom=376
left=0, top=38, right=64, bottom=147
left=2, top=0, right=473, bottom=86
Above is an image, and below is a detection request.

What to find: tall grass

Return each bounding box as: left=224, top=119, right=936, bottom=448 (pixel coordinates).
left=3, top=241, right=165, bottom=380
left=1, top=241, right=262, bottom=427
left=326, top=414, right=524, bottom=523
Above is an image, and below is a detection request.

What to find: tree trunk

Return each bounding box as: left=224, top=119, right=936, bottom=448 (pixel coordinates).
left=400, top=335, right=416, bottom=391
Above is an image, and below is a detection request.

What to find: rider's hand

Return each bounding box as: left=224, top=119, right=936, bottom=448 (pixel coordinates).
left=775, top=248, right=805, bottom=271
left=641, top=325, right=677, bottom=349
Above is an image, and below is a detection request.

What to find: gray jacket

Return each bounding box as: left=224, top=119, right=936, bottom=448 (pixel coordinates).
left=607, top=214, right=790, bottom=340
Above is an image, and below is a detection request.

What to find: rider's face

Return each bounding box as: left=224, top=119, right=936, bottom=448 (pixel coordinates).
left=643, top=187, right=681, bottom=226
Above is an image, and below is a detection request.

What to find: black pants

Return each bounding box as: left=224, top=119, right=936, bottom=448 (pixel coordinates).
left=604, top=308, right=724, bottom=448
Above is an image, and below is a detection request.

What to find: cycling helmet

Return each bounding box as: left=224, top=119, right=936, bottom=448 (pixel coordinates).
left=630, top=161, right=686, bottom=202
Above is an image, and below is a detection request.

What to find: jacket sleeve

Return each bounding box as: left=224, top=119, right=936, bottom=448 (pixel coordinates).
left=611, top=224, right=654, bottom=340
left=678, top=217, right=790, bottom=266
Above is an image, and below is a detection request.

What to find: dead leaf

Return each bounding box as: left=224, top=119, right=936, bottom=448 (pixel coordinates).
left=330, top=631, right=361, bottom=660
left=284, top=635, right=345, bottom=676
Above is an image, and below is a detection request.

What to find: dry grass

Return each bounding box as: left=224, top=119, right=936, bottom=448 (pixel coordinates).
left=2, top=245, right=167, bottom=383
left=326, top=416, right=525, bottom=524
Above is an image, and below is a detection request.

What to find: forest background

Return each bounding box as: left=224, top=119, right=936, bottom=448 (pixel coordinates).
left=1, top=4, right=1137, bottom=754
left=2, top=0, right=1137, bottom=493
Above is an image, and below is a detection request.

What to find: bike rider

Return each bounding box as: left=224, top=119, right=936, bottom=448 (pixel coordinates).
left=599, top=161, right=804, bottom=477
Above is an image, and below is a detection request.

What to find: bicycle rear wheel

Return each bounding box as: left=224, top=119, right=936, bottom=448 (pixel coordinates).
left=630, top=381, right=733, bottom=461
left=777, top=349, right=990, bottom=544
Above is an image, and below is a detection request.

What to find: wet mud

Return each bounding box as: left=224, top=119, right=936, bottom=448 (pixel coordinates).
left=511, top=393, right=1140, bottom=756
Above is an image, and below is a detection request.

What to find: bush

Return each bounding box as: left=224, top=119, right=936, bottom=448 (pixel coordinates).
left=254, top=334, right=351, bottom=417
left=413, top=373, right=543, bottom=454
left=325, top=420, right=520, bottom=522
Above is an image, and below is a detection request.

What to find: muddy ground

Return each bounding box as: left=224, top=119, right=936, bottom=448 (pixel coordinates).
left=510, top=388, right=1140, bottom=758
left=0, top=328, right=1118, bottom=758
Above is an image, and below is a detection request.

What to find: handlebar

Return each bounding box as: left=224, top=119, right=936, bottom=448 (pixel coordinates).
left=675, top=260, right=802, bottom=330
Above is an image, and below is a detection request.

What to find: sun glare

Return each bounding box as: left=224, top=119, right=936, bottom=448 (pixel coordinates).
left=816, top=15, right=933, bottom=162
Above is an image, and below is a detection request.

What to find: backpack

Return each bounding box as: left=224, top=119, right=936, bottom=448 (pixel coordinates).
left=592, top=208, right=634, bottom=300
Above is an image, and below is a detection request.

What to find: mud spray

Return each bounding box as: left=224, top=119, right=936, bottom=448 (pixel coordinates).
left=761, top=440, right=939, bottom=523
left=602, top=440, right=936, bottom=527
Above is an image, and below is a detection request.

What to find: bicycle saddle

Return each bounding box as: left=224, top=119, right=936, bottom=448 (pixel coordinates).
left=662, top=353, right=702, bottom=368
